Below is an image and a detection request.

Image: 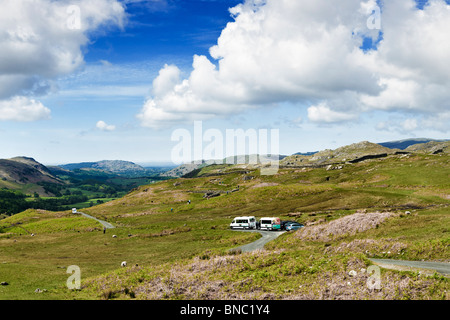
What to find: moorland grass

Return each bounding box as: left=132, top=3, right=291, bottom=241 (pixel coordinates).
left=0, top=153, right=448, bottom=299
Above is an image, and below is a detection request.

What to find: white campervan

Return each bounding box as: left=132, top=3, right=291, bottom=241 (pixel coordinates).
left=230, top=216, right=257, bottom=230
left=259, top=217, right=281, bottom=231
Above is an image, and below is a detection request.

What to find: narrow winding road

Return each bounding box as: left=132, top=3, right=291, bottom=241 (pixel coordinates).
left=78, top=212, right=115, bottom=229
left=230, top=229, right=450, bottom=277
left=231, top=229, right=286, bottom=252
left=78, top=214, right=449, bottom=276
left=370, top=258, right=450, bottom=276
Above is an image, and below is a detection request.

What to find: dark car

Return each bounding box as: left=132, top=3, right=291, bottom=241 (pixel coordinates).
left=281, top=220, right=298, bottom=230
left=285, top=222, right=304, bottom=231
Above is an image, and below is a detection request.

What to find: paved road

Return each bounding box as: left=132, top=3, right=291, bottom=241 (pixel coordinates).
left=370, top=259, right=450, bottom=276
left=78, top=212, right=115, bottom=229
left=231, top=229, right=286, bottom=252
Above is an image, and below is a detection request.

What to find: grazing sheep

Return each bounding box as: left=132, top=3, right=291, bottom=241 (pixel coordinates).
left=121, top=261, right=127, bottom=267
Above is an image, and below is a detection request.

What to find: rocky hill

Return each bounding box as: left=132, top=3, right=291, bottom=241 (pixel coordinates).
left=161, top=154, right=287, bottom=178
left=405, top=140, right=450, bottom=154
left=281, top=141, right=402, bottom=167
left=163, top=139, right=450, bottom=177
left=59, top=160, right=149, bottom=177
left=160, top=161, right=207, bottom=178
left=0, top=157, right=61, bottom=185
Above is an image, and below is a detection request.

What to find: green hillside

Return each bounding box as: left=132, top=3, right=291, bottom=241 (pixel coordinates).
left=0, top=147, right=448, bottom=300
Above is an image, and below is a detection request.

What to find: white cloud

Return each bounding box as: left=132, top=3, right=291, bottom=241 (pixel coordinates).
left=138, top=0, right=450, bottom=132
left=96, top=120, right=116, bottom=131
left=0, top=0, right=126, bottom=121
left=0, top=96, right=51, bottom=122
left=308, top=103, right=357, bottom=124
left=359, top=0, right=450, bottom=117
left=401, top=118, right=418, bottom=132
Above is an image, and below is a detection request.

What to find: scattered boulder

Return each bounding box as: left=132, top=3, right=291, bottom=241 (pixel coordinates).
left=431, top=147, right=444, bottom=155
left=348, top=270, right=357, bottom=277
left=203, top=191, right=221, bottom=199
left=1, top=282, right=8, bottom=286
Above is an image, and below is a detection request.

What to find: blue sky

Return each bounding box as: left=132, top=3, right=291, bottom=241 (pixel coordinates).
left=1, top=0, right=449, bottom=165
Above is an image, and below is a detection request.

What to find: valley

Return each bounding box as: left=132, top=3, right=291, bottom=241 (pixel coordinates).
left=0, top=158, right=173, bottom=216
left=0, top=139, right=449, bottom=300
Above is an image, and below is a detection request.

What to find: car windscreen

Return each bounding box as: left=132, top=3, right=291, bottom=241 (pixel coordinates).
left=260, top=220, right=272, bottom=225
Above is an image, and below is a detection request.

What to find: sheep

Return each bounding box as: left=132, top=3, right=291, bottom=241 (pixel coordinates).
left=121, top=261, right=127, bottom=267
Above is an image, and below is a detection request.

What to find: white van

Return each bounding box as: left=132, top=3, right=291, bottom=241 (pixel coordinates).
left=72, top=208, right=77, bottom=214
left=230, top=216, right=257, bottom=230
left=259, top=217, right=281, bottom=231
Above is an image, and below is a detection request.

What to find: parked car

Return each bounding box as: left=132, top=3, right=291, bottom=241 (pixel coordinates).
left=285, top=222, right=304, bottom=231
left=230, top=216, right=257, bottom=230
left=281, top=220, right=297, bottom=230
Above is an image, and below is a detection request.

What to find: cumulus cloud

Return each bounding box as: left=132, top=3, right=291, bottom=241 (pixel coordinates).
left=138, top=0, right=450, bottom=131
left=0, top=96, right=51, bottom=122
left=96, top=120, right=116, bottom=131
left=307, top=103, right=357, bottom=124
left=0, top=0, right=126, bottom=121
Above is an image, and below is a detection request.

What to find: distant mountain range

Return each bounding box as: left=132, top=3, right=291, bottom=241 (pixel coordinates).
left=378, top=138, right=450, bottom=150
left=162, top=138, right=450, bottom=177
left=56, top=160, right=176, bottom=178
left=1, top=138, right=448, bottom=189
left=0, top=158, right=173, bottom=197
left=58, top=160, right=148, bottom=176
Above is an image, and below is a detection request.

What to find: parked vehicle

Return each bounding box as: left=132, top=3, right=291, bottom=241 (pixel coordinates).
left=230, top=216, right=257, bottom=230
left=285, top=222, right=304, bottom=231
left=72, top=208, right=78, bottom=214
left=259, top=217, right=281, bottom=231
left=281, top=220, right=297, bottom=230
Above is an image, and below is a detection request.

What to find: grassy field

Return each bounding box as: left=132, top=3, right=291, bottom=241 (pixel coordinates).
left=0, top=152, right=448, bottom=299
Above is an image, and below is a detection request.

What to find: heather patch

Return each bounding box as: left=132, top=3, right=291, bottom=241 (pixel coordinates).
left=295, top=211, right=398, bottom=242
